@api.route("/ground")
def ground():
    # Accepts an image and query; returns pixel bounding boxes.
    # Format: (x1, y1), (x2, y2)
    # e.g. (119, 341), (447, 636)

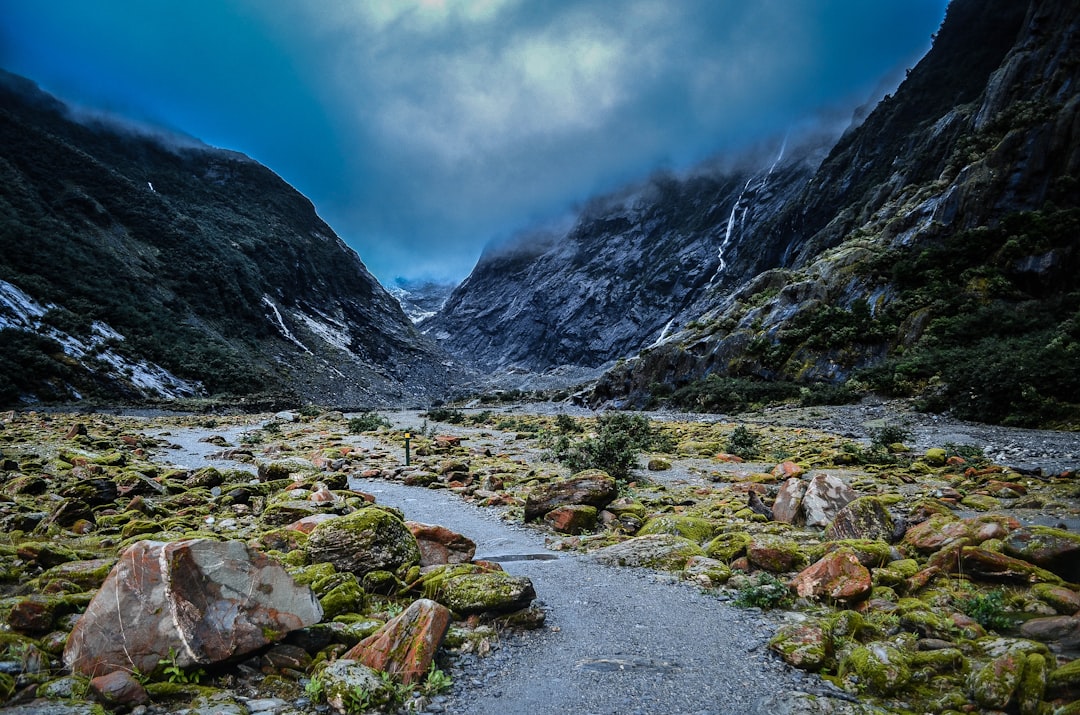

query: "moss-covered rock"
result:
(1017, 651), (1047, 715)
(961, 494), (1002, 511)
(421, 565), (535, 615)
(637, 515), (716, 544)
(704, 532), (751, 562)
(1047, 657), (1080, 700)
(823, 498), (896, 543)
(682, 556), (731, 587)
(319, 578), (366, 620)
(305, 506), (420, 576)
(769, 620), (832, 672)
(1002, 525), (1080, 582)
(838, 642), (912, 696)
(591, 534), (705, 571)
(747, 534), (806, 573)
(968, 650), (1026, 710)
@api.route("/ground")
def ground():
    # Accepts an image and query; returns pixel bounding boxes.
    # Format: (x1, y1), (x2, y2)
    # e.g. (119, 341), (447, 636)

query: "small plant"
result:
(725, 424), (760, 460)
(733, 573), (794, 610)
(868, 423), (912, 450)
(422, 663), (453, 695)
(959, 589), (1014, 631)
(341, 684), (373, 714)
(299, 405), (323, 418)
(262, 420), (282, 435)
(348, 412), (391, 433)
(304, 674), (325, 702)
(425, 407), (465, 424)
(159, 647), (206, 685)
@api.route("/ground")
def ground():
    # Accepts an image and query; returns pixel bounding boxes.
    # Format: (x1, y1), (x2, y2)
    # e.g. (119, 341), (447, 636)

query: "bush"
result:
(348, 412), (391, 433)
(547, 412), (670, 483)
(425, 407), (464, 424)
(725, 425), (760, 460)
(869, 423), (912, 449)
(733, 573), (793, 610)
(958, 589), (1013, 631)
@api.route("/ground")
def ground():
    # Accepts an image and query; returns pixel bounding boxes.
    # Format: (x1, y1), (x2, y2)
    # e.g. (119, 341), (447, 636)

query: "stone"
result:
(1019, 615), (1080, 648)
(286, 513), (339, 534)
(923, 448), (947, 466)
(769, 620), (831, 671)
(1017, 652), (1047, 715)
(968, 650), (1025, 710)
(747, 534), (806, 573)
(1031, 583), (1080, 615)
(959, 546), (1063, 584)
(683, 556), (731, 587)
(63, 539), (322, 677)
(801, 473), (856, 528)
(772, 478), (806, 524)
(789, 548), (872, 604)
(524, 469), (618, 521)
(637, 515), (716, 544)
(342, 598), (451, 684)
(319, 659), (396, 713)
(261, 643), (312, 673)
(1047, 657), (1080, 700)
(1001, 525), (1080, 582)
(7, 596), (62, 634)
(704, 532), (751, 562)
(406, 521), (476, 566)
(543, 505), (598, 535)
(838, 642), (911, 696)
(421, 565), (535, 614)
(646, 457), (672, 471)
(89, 670), (149, 708)
(591, 534), (705, 571)
(771, 461), (805, 479)
(902, 514), (1019, 555)
(823, 497), (896, 542)
(305, 506), (421, 576)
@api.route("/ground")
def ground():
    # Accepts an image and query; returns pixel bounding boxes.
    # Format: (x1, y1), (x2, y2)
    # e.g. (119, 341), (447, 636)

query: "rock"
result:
(968, 650), (1025, 710)
(959, 546), (1063, 584)
(406, 521), (476, 566)
(902, 514), (1019, 554)
(1001, 525), (1080, 582)
(1019, 615), (1080, 649)
(89, 670), (149, 708)
(523, 469), (617, 521)
(802, 473), (856, 528)
(319, 659), (397, 713)
(771, 461), (805, 479)
(772, 478), (806, 524)
(64, 539), (322, 677)
(261, 643), (312, 673)
(420, 565), (535, 614)
(789, 548), (872, 604)
(305, 506), (421, 576)
(923, 448), (947, 466)
(286, 513), (339, 535)
(1031, 583), (1080, 615)
(838, 642), (911, 696)
(755, 690), (891, 714)
(637, 515), (716, 544)
(769, 620), (832, 671)
(1017, 652), (1047, 715)
(1047, 657), (1080, 700)
(821, 539), (892, 568)
(683, 556), (731, 587)
(7, 595), (63, 634)
(591, 534), (705, 571)
(646, 457), (672, 471)
(747, 534), (806, 573)
(342, 598), (450, 684)
(543, 505), (598, 534)
(823, 497), (896, 542)
(961, 493), (1002, 511)
(704, 532), (751, 561)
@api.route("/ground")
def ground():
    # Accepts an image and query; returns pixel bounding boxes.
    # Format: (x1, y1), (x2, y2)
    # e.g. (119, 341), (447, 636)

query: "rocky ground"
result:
(0, 401), (1077, 714)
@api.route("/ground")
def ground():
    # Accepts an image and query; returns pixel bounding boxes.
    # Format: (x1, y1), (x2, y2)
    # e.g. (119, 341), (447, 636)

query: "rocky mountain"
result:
(422, 139), (829, 373)
(0, 70), (457, 408)
(424, 0), (1079, 427)
(388, 278), (456, 324)
(594, 0), (1080, 426)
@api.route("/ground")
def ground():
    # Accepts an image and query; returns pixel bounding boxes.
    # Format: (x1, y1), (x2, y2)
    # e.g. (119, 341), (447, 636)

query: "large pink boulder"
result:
(406, 522), (477, 566)
(801, 474), (856, 527)
(64, 539), (322, 677)
(343, 598), (451, 684)
(789, 548), (872, 603)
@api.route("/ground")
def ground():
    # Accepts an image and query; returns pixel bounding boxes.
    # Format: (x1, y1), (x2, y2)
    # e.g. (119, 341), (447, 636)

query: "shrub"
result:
(425, 407), (465, 424)
(733, 573), (793, 610)
(547, 412), (670, 483)
(958, 589), (1013, 631)
(348, 412), (391, 433)
(869, 423), (912, 449)
(725, 425), (760, 460)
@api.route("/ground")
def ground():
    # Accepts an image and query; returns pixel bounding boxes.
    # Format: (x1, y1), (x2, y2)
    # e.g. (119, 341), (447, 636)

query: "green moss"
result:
(838, 643), (912, 696)
(1016, 652), (1046, 715)
(319, 579), (366, 619)
(637, 515), (716, 544)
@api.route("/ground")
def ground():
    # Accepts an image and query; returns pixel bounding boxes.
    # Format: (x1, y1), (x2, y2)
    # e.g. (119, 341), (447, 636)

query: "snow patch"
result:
(262, 295), (311, 354)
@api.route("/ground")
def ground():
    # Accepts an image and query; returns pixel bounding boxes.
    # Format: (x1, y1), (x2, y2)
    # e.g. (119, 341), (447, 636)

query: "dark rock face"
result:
(0, 70), (457, 407)
(422, 152), (821, 372)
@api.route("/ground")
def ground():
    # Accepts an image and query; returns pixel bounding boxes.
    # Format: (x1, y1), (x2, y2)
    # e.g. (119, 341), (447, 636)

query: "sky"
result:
(1, 0), (950, 285)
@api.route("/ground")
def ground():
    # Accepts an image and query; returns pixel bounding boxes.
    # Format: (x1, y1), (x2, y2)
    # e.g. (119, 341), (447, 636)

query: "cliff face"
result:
(423, 141), (826, 373)
(593, 0), (1080, 425)
(0, 71), (456, 407)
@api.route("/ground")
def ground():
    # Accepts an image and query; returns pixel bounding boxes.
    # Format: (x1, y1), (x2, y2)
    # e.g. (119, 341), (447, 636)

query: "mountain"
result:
(593, 0), (1080, 426)
(388, 278), (456, 324)
(0, 70), (457, 408)
(422, 138), (830, 374)
(426, 0), (1079, 426)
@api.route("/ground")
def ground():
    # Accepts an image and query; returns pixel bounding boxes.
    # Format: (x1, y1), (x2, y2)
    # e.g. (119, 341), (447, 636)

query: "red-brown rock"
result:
(406, 522), (477, 566)
(1020, 615), (1080, 649)
(772, 478), (806, 525)
(789, 548), (872, 603)
(286, 513), (340, 534)
(90, 670), (149, 708)
(959, 546), (1063, 584)
(543, 505), (598, 534)
(524, 470), (618, 521)
(771, 461), (805, 479)
(343, 598), (451, 684)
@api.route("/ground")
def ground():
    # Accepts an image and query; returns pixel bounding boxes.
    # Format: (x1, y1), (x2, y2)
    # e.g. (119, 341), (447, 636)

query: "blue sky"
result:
(1, 0), (949, 284)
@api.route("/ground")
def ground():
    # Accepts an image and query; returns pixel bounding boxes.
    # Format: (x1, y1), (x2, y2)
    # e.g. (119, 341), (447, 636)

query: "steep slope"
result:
(0, 71), (456, 407)
(423, 140), (826, 373)
(594, 0), (1080, 426)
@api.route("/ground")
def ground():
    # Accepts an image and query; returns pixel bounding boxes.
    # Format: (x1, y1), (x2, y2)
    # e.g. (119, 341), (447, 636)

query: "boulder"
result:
(89, 670), (149, 708)
(769, 620), (832, 671)
(1001, 526), (1080, 582)
(1047, 657), (1080, 700)
(591, 534), (705, 571)
(959, 547), (1063, 584)
(543, 505), (598, 534)
(801, 474), (856, 528)
(823, 497), (896, 542)
(789, 548), (872, 604)
(683, 556), (731, 587)
(342, 599), (450, 684)
(420, 564), (535, 614)
(305, 506), (420, 576)
(968, 650), (1025, 710)
(902, 514), (1019, 555)
(838, 643), (911, 696)
(747, 535), (806, 573)
(524, 470), (617, 521)
(704, 532), (751, 562)
(319, 659), (398, 713)
(1017, 652), (1047, 715)
(1019, 615), (1080, 649)
(64, 539), (322, 677)
(406, 522), (476, 566)
(771, 461), (805, 479)
(1031, 583), (1080, 615)
(772, 478), (806, 525)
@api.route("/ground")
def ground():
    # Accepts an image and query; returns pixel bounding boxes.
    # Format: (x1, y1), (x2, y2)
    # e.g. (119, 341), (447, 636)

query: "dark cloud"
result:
(1, 0), (949, 284)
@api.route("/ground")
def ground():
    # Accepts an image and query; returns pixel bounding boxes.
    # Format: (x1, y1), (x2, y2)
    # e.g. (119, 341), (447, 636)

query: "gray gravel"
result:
(356, 478), (848, 715)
